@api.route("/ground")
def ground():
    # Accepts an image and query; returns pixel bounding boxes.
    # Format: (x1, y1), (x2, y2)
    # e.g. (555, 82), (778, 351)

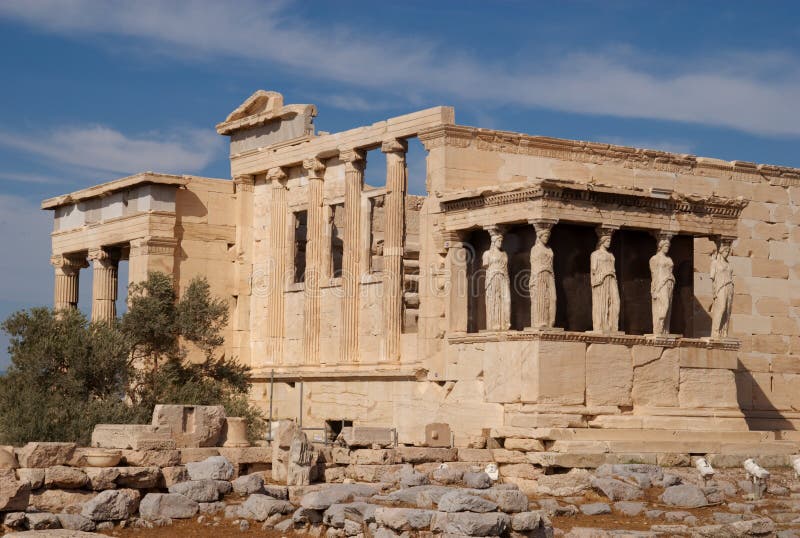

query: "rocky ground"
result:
(7, 454), (800, 537)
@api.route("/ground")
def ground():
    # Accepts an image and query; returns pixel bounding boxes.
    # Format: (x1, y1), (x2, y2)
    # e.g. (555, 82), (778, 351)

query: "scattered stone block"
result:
(44, 466), (89, 489)
(430, 511), (510, 536)
(300, 484), (379, 510)
(185, 456), (234, 481)
(0, 446), (18, 469)
(81, 489), (140, 521)
(139, 493), (199, 520)
(0, 469), (31, 512)
(115, 466), (161, 489)
(425, 423), (451, 447)
(591, 477), (644, 501)
(237, 494), (294, 521)
(16, 468), (44, 489)
(580, 502), (611, 515)
(232, 472), (265, 495)
(374, 507), (434, 531)
(168, 479), (220, 503)
(151, 404), (227, 448)
(438, 490), (498, 513)
(121, 449), (181, 468)
(396, 447), (458, 463)
(56, 514), (96, 532)
(660, 484), (708, 508)
(340, 426), (395, 448)
(25, 512), (60, 530)
(17, 442), (76, 468)
(463, 471), (491, 489)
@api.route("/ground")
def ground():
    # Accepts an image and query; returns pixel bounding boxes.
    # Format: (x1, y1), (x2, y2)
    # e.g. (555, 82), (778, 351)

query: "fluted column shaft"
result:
(51, 254), (87, 311)
(444, 234), (469, 333)
(89, 248), (119, 323)
(302, 158), (326, 365)
(266, 168), (288, 363)
(340, 148), (366, 363)
(381, 138), (408, 361)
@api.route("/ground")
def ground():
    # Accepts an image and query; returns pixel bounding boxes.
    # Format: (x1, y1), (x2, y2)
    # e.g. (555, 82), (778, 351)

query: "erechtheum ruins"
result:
(41, 90), (800, 454)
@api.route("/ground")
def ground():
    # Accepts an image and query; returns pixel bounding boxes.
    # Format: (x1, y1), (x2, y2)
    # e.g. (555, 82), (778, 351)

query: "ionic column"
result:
(443, 232), (469, 333)
(89, 248), (120, 323)
(381, 138), (408, 361)
(302, 157), (326, 365)
(266, 167), (288, 363)
(51, 254), (87, 311)
(340, 148), (366, 362)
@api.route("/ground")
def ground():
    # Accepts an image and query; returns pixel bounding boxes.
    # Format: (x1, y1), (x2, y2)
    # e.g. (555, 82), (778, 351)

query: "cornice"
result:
(418, 125), (800, 186)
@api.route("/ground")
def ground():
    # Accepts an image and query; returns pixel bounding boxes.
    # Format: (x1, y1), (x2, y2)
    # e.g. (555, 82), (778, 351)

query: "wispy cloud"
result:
(0, 171), (65, 185)
(0, 1), (799, 138)
(0, 125), (223, 176)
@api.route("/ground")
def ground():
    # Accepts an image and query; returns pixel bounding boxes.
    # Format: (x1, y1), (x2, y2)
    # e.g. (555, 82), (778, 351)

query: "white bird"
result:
(695, 457), (715, 480)
(484, 462), (499, 481)
(744, 458), (770, 480)
(792, 456), (800, 478)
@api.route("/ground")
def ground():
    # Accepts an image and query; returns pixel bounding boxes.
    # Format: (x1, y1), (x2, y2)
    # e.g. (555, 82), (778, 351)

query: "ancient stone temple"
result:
(42, 90), (800, 450)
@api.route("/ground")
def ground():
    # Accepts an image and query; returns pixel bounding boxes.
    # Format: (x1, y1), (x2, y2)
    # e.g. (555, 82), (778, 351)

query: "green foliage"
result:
(0, 308), (138, 445)
(0, 272), (265, 445)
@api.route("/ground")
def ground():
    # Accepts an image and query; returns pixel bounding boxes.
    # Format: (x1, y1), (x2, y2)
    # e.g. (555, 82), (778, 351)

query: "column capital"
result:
(596, 224), (620, 238)
(528, 218), (558, 233)
(484, 224), (506, 237)
(50, 253), (88, 272)
(266, 167), (288, 183)
(302, 157), (326, 179)
(339, 147), (366, 171)
(381, 138), (408, 155)
(233, 174), (255, 193)
(88, 247), (120, 264)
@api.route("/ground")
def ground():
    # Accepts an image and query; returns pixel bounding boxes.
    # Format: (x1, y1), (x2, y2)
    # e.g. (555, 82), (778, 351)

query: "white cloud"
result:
(0, 171), (65, 185)
(0, 1), (799, 137)
(0, 125), (223, 176)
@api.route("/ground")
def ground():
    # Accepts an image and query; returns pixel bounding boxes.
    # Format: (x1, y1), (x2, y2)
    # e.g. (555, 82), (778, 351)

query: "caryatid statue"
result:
(710, 238), (734, 339)
(590, 227), (620, 333)
(529, 220), (557, 329)
(649, 233), (676, 335)
(482, 226), (511, 331)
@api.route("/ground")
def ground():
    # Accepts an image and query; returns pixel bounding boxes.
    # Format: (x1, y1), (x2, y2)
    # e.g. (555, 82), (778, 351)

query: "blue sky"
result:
(1, 1), (799, 367)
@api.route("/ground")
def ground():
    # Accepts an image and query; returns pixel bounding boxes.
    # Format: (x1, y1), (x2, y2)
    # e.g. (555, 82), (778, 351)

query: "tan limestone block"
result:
(741, 202), (771, 221)
(730, 314), (771, 335)
(484, 340), (529, 403)
(732, 238), (769, 259)
(751, 258), (789, 279)
(521, 340), (586, 405)
(751, 334), (789, 354)
(772, 356), (800, 374)
(771, 373), (800, 411)
(734, 371), (754, 409)
(679, 347), (738, 370)
(753, 183), (789, 204)
(771, 316), (799, 335)
(751, 372), (775, 410)
(457, 448), (494, 462)
(632, 347), (678, 408)
(678, 368), (738, 409)
(503, 439), (545, 452)
(732, 294), (753, 314)
(585, 344), (632, 407)
(752, 222), (788, 241)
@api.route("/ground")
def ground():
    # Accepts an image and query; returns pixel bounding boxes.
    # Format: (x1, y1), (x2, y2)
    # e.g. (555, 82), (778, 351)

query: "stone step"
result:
(524, 427), (776, 443)
(547, 439), (798, 455)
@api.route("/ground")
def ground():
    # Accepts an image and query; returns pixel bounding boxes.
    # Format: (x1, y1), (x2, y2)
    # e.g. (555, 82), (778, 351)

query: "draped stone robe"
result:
(483, 245), (511, 331)
(590, 247), (620, 332)
(650, 251), (675, 335)
(710, 255), (734, 338)
(530, 241), (556, 328)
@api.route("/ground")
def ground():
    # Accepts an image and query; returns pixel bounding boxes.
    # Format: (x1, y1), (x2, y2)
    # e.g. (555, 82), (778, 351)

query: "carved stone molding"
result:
(129, 237), (178, 257)
(446, 330), (740, 350)
(302, 157), (326, 179)
(418, 124), (800, 184)
(381, 138), (408, 155)
(338, 148), (366, 171)
(233, 174), (255, 193)
(266, 167), (288, 183)
(50, 254), (88, 273)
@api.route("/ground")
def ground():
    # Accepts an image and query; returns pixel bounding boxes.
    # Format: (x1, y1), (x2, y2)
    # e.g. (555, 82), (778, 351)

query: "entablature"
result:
(438, 178), (748, 238)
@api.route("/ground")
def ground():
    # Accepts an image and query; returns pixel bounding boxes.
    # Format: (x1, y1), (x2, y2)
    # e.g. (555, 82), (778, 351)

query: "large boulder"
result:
(81, 489), (141, 521)
(168, 480), (220, 503)
(25, 512), (60, 530)
(530, 468), (592, 497)
(322, 502), (376, 528)
(477, 488), (528, 513)
(0, 446), (18, 469)
(374, 507), (434, 531)
(231, 473), (264, 495)
(45, 466), (89, 489)
(139, 493), (198, 520)
(660, 484), (708, 508)
(430, 512), (510, 536)
(185, 456), (234, 481)
(56, 514), (96, 532)
(16, 443), (76, 468)
(591, 477), (644, 501)
(0, 469), (31, 511)
(237, 494), (294, 521)
(300, 484), (379, 510)
(16, 468), (45, 489)
(438, 491), (498, 513)
(115, 466), (161, 489)
(29, 490), (95, 513)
